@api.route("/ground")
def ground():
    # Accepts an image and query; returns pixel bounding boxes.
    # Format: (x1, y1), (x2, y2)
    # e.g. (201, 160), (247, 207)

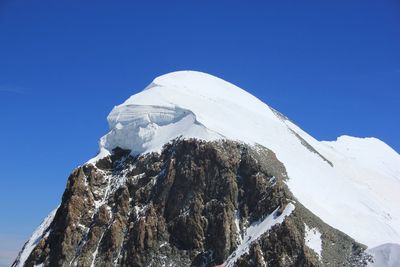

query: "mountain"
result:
(13, 71), (400, 267)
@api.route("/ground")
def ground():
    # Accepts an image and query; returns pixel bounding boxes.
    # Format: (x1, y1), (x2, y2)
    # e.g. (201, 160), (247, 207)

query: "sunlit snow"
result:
(224, 203), (295, 266)
(304, 224), (322, 261)
(87, 70), (400, 250)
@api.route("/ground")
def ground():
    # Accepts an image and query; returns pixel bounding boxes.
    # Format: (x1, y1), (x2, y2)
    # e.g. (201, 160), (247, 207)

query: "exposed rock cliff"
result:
(14, 139), (370, 267)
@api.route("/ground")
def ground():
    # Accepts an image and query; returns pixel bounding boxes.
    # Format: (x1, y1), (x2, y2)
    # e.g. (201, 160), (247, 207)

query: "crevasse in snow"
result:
(89, 70), (400, 250)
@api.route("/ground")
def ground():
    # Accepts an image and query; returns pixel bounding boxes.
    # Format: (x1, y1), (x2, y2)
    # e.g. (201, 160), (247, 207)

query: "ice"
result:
(102, 105), (222, 155)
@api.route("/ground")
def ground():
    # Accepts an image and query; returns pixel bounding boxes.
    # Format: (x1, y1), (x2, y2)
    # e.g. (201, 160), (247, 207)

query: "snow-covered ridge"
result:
(91, 70), (400, 250)
(97, 70), (281, 156)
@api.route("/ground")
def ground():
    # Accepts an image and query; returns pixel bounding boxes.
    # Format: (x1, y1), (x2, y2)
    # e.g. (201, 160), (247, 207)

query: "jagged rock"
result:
(15, 139), (370, 267)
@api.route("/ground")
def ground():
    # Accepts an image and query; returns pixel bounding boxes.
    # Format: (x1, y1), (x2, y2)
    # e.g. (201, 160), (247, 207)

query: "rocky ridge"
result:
(14, 139), (371, 267)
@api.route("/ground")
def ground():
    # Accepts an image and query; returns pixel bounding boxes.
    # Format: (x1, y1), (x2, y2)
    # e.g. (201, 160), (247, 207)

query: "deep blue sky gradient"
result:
(0, 1), (399, 265)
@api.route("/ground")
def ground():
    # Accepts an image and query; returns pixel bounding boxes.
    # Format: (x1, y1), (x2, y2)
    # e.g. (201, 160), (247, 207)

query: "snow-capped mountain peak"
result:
(97, 70), (281, 157)
(92, 70), (400, 249)
(15, 71), (400, 267)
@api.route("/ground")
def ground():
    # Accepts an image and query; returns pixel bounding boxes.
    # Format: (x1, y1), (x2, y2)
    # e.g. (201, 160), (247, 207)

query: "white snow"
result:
(100, 104), (222, 156)
(304, 224), (322, 260)
(367, 243), (400, 267)
(90, 230), (106, 267)
(286, 119), (400, 247)
(224, 203), (295, 266)
(88, 70), (400, 249)
(234, 209), (243, 244)
(13, 207), (58, 267)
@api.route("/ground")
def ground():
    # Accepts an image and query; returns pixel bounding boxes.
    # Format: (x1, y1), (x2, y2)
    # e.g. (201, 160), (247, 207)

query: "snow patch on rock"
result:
(304, 224), (322, 261)
(224, 203), (295, 266)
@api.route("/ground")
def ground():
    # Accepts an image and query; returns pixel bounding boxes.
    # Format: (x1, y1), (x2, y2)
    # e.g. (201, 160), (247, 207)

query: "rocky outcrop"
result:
(16, 139), (370, 267)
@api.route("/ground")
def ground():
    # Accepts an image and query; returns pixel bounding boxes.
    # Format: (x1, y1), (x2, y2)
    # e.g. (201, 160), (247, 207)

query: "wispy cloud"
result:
(0, 247), (19, 267)
(0, 249), (18, 267)
(0, 236), (24, 267)
(0, 85), (27, 94)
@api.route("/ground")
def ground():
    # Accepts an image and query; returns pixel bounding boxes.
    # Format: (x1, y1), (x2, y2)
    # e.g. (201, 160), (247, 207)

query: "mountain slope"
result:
(13, 71), (400, 266)
(99, 70), (400, 248)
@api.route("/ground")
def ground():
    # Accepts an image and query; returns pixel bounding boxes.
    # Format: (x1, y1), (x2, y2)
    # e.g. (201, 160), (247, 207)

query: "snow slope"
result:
(367, 243), (400, 267)
(91, 70), (400, 250)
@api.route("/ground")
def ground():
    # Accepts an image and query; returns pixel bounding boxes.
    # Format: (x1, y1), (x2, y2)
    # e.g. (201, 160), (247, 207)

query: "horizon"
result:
(1, 1), (399, 266)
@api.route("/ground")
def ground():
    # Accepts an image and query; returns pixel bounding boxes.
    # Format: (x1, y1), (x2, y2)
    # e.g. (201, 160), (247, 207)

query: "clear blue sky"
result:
(0, 1), (399, 265)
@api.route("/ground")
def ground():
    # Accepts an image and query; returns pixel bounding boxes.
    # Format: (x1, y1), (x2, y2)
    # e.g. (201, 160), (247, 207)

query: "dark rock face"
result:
(16, 139), (370, 267)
